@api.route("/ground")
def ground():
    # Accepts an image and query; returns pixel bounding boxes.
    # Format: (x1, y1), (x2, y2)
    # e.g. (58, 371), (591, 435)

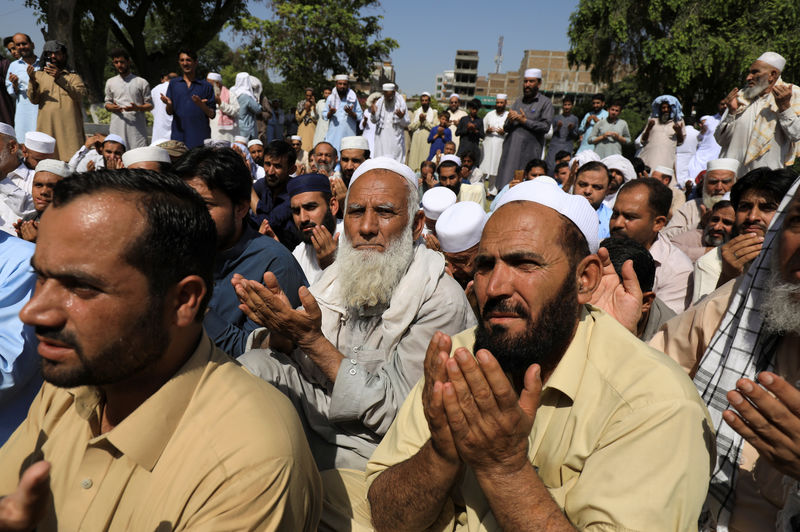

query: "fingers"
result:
(758, 372), (800, 417)
(518, 364), (542, 419)
(262, 271), (281, 294)
(424, 331), (451, 387)
(298, 285), (321, 320)
(620, 259), (643, 299)
(595, 246), (611, 268)
(452, 349), (500, 416)
(475, 349), (518, 411)
(732, 376), (800, 442)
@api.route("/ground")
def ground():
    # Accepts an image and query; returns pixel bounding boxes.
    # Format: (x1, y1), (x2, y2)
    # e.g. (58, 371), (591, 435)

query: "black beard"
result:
(474, 273), (580, 378)
(298, 208), (336, 244)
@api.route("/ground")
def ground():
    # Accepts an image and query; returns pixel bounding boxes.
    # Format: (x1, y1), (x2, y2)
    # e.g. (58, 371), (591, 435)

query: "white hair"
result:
(762, 252), (800, 335)
(742, 75), (771, 100)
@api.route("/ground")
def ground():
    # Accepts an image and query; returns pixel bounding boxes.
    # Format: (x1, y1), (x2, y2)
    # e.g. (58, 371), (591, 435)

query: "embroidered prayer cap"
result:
(24, 132), (55, 154)
(496, 93), (508, 100)
(103, 134), (127, 149)
(157, 140), (188, 158)
(439, 154), (461, 167)
(341, 136), (369, 151)
(334, 74), (349, 81)
(206, 72), (222, 82)
(247, 139), (263, 148)
(493, 179), (600, 253)
(524, 68), (542, 79)
(421, 186), (457, 220)
(756, 52), (786, 72)
(349, 156), (417, 190)
(122, 147), (171, 167)
(436, 201), (487, 253)
(707, 158), (740, 174)
(653, 165), (674, 177)
(287, 173), (333, 198)
(234, 135), (248, 145)
(382, 83), (395, 91)
(34, 159), (70, 178)
(0, 122), (15, 138)
(601, 155), (636, 182)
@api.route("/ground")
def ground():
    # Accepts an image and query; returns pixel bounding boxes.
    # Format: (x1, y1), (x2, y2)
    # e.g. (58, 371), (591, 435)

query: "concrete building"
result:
(434, 70), (454, 101)
(350, 60), (397, 95)
(453, 50), (479, 98)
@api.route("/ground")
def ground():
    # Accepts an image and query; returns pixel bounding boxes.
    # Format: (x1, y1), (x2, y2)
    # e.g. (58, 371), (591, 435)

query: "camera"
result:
(39, 51), (55, 70)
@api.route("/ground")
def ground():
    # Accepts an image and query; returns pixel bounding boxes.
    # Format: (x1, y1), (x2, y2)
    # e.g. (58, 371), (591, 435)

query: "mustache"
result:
(35, 325), (80, 350)
(480, 297), (530, 321)
(299, 220), (317, 231)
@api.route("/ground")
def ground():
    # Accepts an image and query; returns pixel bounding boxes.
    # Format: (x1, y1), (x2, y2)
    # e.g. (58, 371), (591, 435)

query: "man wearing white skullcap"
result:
(237, 155), (475, 478)
(10, 131), (56, 196)
(716, 51), (800, 174)
(324, 74), (362, 153)
(408, 92), (437, 172)
(649, 163), (686, 215)
(479, 93), (510, 196)
(495, 65), (554, 192)
(13, 158), (70, 242)
(663, 157), (740, 242)
(67, 133), (126, 173)
(437, 154), (485, 208)
(121, 146), (171, 171)
(370, 82), (409, 163)
(0, 122), (36, 235)
(446, 93), (467, 151)
(367, 176), (711, 532)
(339, 135), (369, 185)
(105, 48), (153, 149)
(601, 154), (636, 209)
(421, 186), (457, 236)
(435, 200), (486, 289)
(205, 72), (237, 143)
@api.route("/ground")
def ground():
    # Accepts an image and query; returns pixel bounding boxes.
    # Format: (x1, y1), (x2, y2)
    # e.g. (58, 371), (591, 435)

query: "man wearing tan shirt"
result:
(364, 180), (713, 531)
(0, 169), (321, 531)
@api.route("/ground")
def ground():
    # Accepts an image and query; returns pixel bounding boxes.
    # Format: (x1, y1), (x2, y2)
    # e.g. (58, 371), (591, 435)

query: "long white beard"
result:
(742, 77), (770, 100)
(702, 189), (724, 211)
(335, 223), (415, 312)
(762, 254), (800, 335)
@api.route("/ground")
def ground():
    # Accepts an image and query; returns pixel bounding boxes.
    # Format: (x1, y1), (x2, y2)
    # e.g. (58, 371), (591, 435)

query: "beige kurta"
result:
(407, 106), (437, 172)
(663, 197), (702, 239)
(295, 101), (317, 152)
(448, 108), (468, 150)
(27, 70), (86, 162)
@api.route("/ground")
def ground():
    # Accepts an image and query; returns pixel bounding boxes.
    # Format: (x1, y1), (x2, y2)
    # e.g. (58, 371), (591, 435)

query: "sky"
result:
(1, 0), (579, 95)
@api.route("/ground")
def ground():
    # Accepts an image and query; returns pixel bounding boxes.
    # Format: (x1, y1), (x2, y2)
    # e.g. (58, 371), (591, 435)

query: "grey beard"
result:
(742, 78), (770, 100)
(762, 255), (800, 335)
(317, 162), (333, 176)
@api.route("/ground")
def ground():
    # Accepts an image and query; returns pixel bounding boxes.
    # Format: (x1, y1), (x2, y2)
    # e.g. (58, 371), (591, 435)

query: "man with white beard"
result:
(648, 175), (800, 531)
(234, 156), (476, 473)
(715, 51), (800, 175)
(370, 83), (409, 163)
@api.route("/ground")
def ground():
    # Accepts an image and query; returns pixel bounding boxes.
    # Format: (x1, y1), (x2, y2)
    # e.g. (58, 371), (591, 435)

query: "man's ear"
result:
(170, 275), (207, 327)
(329, 195), (339, 217)
(412, 209), (425, 241)
(652, 215), (667, 233)
(234, 199), (250, 221)
(641, 291), (656, 314)
(576, 254), (602, 305)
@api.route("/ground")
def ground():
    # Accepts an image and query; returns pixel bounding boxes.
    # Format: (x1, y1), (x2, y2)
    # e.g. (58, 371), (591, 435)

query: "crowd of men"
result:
(0, 32), (800, 531)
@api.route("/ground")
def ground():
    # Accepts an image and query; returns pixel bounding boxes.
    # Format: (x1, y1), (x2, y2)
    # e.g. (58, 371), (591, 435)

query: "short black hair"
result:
(730, 167), (797, 210)
(600, 236), (656, 292)
(576, 161), (610, 184)
(621, 179), (672, 218)
(608, 100), (624, 109)
(524, 158), (547, 174)
(711, 199), (733, 213)
(178, 47), (197, 61)
(12, 33), (32, 44)
(461, 149), (478, 163)
(3, 36), (13, 48)
(51, 169), (216, 317)
(554, 161), (570, 173)
(438, 110), (450, 119)
(555, 150), (571, 161)
(420, 160), (436, 171)
(438, 160), (460, 172)
(109, 48), (129, 61)
(562, 95), (574, 104)
(592, 93), (605, 101)
(265, 139), (297, 169)
(561, 214), (590, 272)
(172, 147), (252, 205)
(632, 157), (649, 176)
(467, 98), (481, 110)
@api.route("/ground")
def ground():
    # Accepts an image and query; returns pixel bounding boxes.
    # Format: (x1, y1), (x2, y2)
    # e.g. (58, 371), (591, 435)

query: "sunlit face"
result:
(735, 189), (780, 238)
(31, 171), (61, 212)
(314, 143), (337, 167)
(102, 141), (125, 166)
(443, 143), (456, 155)
(420, 95), (430, 107)
(112, 56), (130, 76)
(438, 165), (460, 194)
(573, 168), (610, 210)
(449, 97), (460, 111)
(22, 146), (54, 169)
(746, 60), (778, 89)
(344, 171), (410, 252)
(6, 40), (18, 59)
(523, 77), (540, 96)
(264, 154), (291, 189)
(340, 148), (366, 181)
(591, 98), (603, 112)
(610, 185), (663, 248)
(12, 34), (32, 59)
(607, 105), (621, 120)
(703, 169), (735, 197)
(291, 190), (337, 243)
(178, 53), (196, 75)
(703, 205), (735, 246)
(525, 166), (546, 180)
(562, 100), (573, 114)
(336, 79), (349, 93)
(248, 144), (264, 165)
(777, 193), (800, 285)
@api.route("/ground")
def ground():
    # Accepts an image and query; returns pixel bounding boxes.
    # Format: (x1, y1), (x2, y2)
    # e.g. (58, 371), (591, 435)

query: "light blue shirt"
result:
(323, 89), (363, 153)
(5, 57), (40, 143)
(576, 108), (608, 154)
(597, 202), (612, 241)
(0, 232), (39, 444)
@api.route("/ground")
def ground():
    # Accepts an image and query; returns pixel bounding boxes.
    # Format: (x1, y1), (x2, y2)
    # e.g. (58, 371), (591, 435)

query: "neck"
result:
(523, 91), (537, 102)
(644, 233), (658, 250)
(99, 326), (201, 433)
(23, 54), (35, 65)
(183, 71), (196, 83)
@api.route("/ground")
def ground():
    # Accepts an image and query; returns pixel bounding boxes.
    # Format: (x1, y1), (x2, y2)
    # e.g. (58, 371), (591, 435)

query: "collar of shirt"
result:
(648, 232), (671, 267)
(69, 332), (212, 471)
(216, 223), (262, 273)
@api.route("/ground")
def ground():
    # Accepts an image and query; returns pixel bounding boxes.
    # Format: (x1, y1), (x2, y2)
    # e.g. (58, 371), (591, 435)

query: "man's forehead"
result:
(291, 190), (325, 207)
(706, 170), (735, 180)
(350, 170), (407, 196)
(483, 202), (564, 246)
(340, 148), (364, 159)
(40, 193), (144, 245)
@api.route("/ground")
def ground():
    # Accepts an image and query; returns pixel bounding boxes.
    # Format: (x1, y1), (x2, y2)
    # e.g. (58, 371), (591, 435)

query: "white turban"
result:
(35, 159), (70, 178)
(334, 74), (349, 81)
(0, 122), (15, 138)
(24, 132), (55, 154)
(601, 155), (636, 182)
(439, 154), (461, 167)
(653, 165), (674, 177)
(707, 158), (740, 174)
(421, 91), (431, 97)
(524, 68), (542, 79)
(206, 72), (222, 82)
(572, 150), (601, 171)
(122, 146), (171, 167)
(496, 93), (508, 100)
(436, 201), (487, 253)
(382, 83), (395, 91)
(421, 187), (457, 220)
(757, 52), (786, 72)
(349, 156), (417, 190)
(341, 136), (369, 151)
(247, 139), (263, 148)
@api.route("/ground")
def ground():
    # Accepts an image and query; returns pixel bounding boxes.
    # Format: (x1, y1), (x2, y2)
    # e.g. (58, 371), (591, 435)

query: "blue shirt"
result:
(165, 76), (216, 148)
(5, 57), (40, 143)
(251, 179), (301, 250)
(597, 202), (612, 240)
(427, 126), (452, 161)
(576, 109), (608, 154)
(204, 224), (308, 357)
(0, 232), (39, 444)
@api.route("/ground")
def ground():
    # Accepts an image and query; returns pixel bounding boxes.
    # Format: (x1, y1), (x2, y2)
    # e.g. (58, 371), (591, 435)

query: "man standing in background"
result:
(104, 48), (152, 149)
(545, 94), (579, 172)
(480, 93), (508, 197)
(5, 33), (38, 142)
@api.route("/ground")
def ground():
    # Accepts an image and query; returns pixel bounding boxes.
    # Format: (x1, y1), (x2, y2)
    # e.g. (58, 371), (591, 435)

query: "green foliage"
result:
(233, 0), (398, 96)
(567, 0), (800, 113)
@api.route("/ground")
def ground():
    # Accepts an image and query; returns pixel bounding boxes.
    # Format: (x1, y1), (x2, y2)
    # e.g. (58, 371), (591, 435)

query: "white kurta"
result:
(312, 99), (329, 148)
(150, 81), (172, 142)
(104, 73), (152, 149)
(674, 125), (699, 187)
(407, 107), (437, 172)
(479, 110), (508, 177)
(371, 95), (410, 162)
(447, 109), (467, 151)
(0, 176), (34, 235)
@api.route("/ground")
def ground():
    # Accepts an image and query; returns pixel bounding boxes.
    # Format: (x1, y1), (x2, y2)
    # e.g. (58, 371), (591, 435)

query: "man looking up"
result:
(0, 169), (321, 530)
(5, 33), (38, 142)
(104, 48), (152, 149)
(370, 83), (409, 163)
(590, 100), (631, 158)
(324, 75), (362, 153)
(174, 147), (307, 357)
(161, 48), (216, 148)
(366, 179), (712, 532)
(716, 51), (800, 174)
(495, 68), (554, 192)
(576, 92), (606, 153)
(252, 139), (300, 249)
(573, 160), (612, 240)
(610, 179), (693, 313)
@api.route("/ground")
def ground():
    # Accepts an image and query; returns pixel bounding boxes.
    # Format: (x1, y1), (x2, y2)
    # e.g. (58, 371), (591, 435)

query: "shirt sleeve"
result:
(620, 120), (631, 143)
(104, 78), (114, 105)
(520, 98), (553, 133)
(778, 104), (800, 143)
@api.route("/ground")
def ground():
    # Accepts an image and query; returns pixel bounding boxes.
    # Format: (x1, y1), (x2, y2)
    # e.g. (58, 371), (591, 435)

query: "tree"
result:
(567, 0), (800, 114)
(25, 0), (248, 101)
(233, 0), (398, 96)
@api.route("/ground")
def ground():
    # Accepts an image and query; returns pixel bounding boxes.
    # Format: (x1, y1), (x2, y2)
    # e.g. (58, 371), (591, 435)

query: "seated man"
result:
(67, 133), (126, 172)
(0, 124), (35, 236)
(488, 158), (547, 212)
(366, 179), (713, 531)
(650, 164), (685, 215)
(610, 178), (693, 313)
(650, 175), (800, 530)
(251, 139), (300, 249)
(332, 136), (370, 212)
(420, 186), (457, 251)
(235, 157), (476, 471)
(12, 132), (56, 195)
(288, 173), (342, 285)
(13, 159), (70, 242)
(437, 155), (485, 208)
(173, 147), (307, 357)
(572, 160), (612, 239)
(0, 169), (320, 530)
(435, 200), (486, 291)
(121, 145), (172, 171)
(672, 199), (735, 262)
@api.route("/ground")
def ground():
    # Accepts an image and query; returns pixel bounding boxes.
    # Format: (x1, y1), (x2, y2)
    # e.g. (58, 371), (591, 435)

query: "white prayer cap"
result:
(494, 179), (600, 253)
(437, 201), (487, 253)
(382, 83), (395, 91)
(421, 187), (457, 220)
(0, 122), (15, 138)
(122, 146), (171, 167)
(334, 74), (349, 81)
(601, 155), (636, 182)
(524, 68), (542, 79)
(341, 136), (369, 151)
(496, 93), (508, 100)
(707, 158), (740, 174)
(151, 138), (170, 147)
(247, 139), (263, 148)
(288, 135), (300, 142)
(572, 149), (600, 170)
(206, 72), (222, 82)
(349, 156), (417, 190)
(103, 133), (127, 149)
(439, 154), (461, 167)
(532, 175), (559, 187)
(24, 132), (55, 154)
(34, 159), (70, 178)
(756, 52), (786, 72)
(234, 135), (248, 145)
(421, 91), (431, 97)
(653, 165), (674, 177)
(449, 93), (460, 101)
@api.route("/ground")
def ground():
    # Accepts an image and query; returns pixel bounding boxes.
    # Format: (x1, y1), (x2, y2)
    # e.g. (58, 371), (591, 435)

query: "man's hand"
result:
(567, 122), (575, 130)
(15, 220), (38, 242)
(190, 94), (208, 107)
(424, 233), (441, 252)
(720, 233), (764, 281)
(672, 122), (682, 133)
(773, 83), (793, 112)
(423, 173), (437, 189)
(330, 176), (347, 206)
(724, 87), (740, 113)
(105, 156), (123, 170)
(724, 372), (800, 480)
(232, 272), (323, 348)
(646, 118), (656, 129)
(106, 102), (123, 113)
(395, 107), (405, 118)
(84, 133), (105, 150)
(42, 62), (61, 78)
(25, 64), (35, 84)
(345, 105), (357, 119)
(122, 103), (139, 112)
(555, 120), (562, 130)
(258, 219), (279, 242)
(327, 106), (337, 119)
(8, 73), (18, 90)
(441, 348), (541, 476)
(311, 226), (338, 269)
(422, 332), (461, 466)
(589, 247), (643, 334)
(159, 93), (171, 106)
(86, 159), (96, 172)
(0, 461), (51, 531)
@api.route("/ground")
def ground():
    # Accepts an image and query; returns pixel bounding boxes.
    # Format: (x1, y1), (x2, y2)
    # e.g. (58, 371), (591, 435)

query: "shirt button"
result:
(349, 368), (357, 375)
(350, 359), (357, 365)
(353, 346), (361, 352)
(80, 478), (93, 489)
